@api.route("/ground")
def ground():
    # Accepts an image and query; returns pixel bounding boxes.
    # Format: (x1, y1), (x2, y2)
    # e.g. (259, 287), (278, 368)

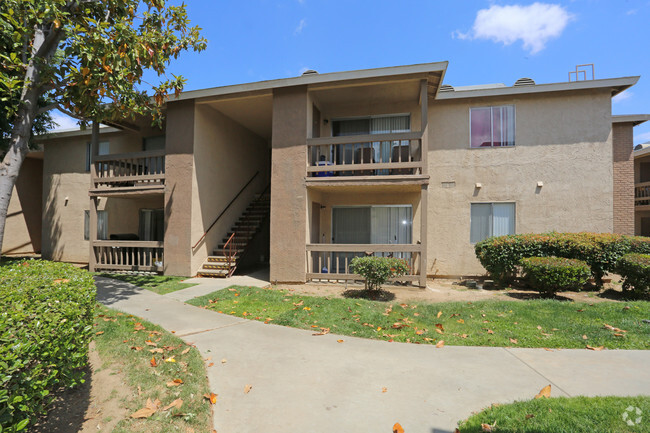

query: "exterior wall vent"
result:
(514, 77), (535, 87)
(439, 84), (455, 92)
(301, 69), (318, 76)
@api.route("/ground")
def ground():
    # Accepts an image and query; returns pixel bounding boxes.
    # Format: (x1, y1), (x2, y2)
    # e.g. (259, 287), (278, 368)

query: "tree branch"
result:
(53, 104), (87, 121)
(37, 103), (59, 115)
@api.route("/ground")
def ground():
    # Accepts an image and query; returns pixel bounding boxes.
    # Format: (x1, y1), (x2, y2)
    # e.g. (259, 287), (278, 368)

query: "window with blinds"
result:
(470, 203), (515, 243)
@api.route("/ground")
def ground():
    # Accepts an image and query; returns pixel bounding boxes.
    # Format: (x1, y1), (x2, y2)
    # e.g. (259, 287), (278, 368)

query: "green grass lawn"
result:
(458, 396), (650, 433)
(93, 304), (212, 432)
(96, 273), (196, 295)
(187, 286), (650, 349)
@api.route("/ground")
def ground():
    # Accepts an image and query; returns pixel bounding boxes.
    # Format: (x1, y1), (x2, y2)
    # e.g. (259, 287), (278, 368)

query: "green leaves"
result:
(0, 260), (96, 432)
(521, 256), (591, 296)
(350, 256), (410, 291)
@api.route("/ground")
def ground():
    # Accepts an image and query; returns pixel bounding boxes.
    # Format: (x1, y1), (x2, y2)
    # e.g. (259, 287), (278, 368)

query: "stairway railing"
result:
(192, 171), (260, 250)
(223, 232), (237, 277)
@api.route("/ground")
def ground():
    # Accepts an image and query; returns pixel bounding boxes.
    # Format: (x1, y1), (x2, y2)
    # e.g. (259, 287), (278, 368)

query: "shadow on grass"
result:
(600, 288), (650, 301)
(505, 291), (575, 302)
(342, 288), (396, 302)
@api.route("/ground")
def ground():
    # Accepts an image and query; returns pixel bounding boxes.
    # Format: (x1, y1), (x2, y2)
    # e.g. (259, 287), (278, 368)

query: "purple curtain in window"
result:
(470, 107), (491, 148)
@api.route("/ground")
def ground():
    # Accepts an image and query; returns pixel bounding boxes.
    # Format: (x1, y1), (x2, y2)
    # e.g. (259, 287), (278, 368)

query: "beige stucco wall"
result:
(190, 104), (270, 274)
(428, 89), (614, 276)
(3, 157), (43, 255)
(41, 130), (155, 262)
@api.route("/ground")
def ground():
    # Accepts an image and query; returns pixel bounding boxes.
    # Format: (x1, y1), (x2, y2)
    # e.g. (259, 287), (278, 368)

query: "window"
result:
(470, 105), (515, 148)
(85, 141), (110, 171)
(470, 203), (515, 243)
(84, 210), (108, 240)
(139, 209), (164, 241)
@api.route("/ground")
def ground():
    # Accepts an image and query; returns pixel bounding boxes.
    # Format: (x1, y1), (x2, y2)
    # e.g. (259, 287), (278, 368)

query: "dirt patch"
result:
(32, 341), (131, 433)
(277, 277), (628, 304)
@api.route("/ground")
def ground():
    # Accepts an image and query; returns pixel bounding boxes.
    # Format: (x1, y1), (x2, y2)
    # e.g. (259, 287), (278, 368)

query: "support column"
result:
(419, 79), (429, 287)
(612, 123), (634, 235)
(88, 121), (99, 272)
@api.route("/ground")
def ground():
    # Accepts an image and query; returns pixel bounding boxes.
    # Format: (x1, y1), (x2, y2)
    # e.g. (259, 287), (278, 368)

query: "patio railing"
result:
(306, 243), (422, 282)
(92, 150), (165, 190)
(92, 241), (164, 272)
(635, 181), (650, 206)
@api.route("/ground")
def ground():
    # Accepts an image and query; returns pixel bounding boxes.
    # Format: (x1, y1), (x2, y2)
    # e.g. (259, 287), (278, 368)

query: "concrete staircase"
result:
(198, 192), (270, 278)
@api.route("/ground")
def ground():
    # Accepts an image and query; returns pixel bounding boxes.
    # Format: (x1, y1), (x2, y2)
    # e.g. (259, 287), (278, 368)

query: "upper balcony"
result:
(635, 181), (650, 209)
(90, 150), (165, 196)
(305, 131), (428, 186)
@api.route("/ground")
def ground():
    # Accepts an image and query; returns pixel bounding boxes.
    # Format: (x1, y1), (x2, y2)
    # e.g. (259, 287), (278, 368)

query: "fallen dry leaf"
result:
(582, 334), (588, 340)
(95, 331), (104, 336)
(203, 393), (217, 404)
(487, 329), (494, 334)
(162, 398), (183, 411)
(457, 319), (465, 324)
(586, 345), (604, 351)
(460, 334), (468, 339)
(535, 384), (551, 399)
(509, 338), (518, 344)
(525, 414), (535, 420)
(130, 407), (156, 419)
(150, 357), (157, 367)
(181, 347), (191, 355)
(481, 422), (496, 432)
(208, 362), (214, 367)
(435, 323), (445, 331)
(166, 379), (184, 387)
(393, 422), (405, 433)
(131, 346), (143, 351)
(337, 339), (344, 343)
(53, 278), (70, 284)
(145, 340), (157, 347)
(221, 358), (227, 364)
(165, 357), (176, 363)
(149, 348), (164, 354)
(244, 384), (252, 394)
(312, 327), (330, 336)
(437, 311), (443, 318)
(436, 340), (445, 348)
(382, 387), (388, 393)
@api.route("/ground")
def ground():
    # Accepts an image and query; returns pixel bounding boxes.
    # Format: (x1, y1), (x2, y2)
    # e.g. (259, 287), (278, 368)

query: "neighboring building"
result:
(4, 62), (647, 285)
(633, 133), (650, 236)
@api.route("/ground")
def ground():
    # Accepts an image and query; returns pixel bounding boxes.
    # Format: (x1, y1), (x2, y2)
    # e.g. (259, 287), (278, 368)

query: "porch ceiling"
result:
(203, 93), (273, 140)
(310, 71), (443, 112)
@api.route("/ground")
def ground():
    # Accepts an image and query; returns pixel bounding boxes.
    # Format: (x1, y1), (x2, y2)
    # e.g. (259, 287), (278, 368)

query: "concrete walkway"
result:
(95, 277), (650, 433)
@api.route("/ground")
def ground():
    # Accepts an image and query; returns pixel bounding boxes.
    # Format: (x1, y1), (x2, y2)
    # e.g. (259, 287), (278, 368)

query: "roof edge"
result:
(612, 114), (650, 127)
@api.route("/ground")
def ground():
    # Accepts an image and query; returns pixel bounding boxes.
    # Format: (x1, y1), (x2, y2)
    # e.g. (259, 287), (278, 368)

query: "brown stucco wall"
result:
(428, 89), (614, 276)
(269, 86), (309, 283)
(41, 130), (151, 262)
(3, 157), (43, 254)
(164, 99), (195, 276)
(612, 123), (635, 235)
(190, 105), (270, 274)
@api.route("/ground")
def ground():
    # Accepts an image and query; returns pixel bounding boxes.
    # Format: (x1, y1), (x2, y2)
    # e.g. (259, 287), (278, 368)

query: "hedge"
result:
(0, 261), (96, 432)
(474, 232), (650, 283)
(617, 253), (650, 295)
(521, 256), (591, 296)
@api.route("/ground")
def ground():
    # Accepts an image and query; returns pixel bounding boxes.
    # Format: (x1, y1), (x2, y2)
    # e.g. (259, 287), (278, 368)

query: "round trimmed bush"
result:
(349, 256), (409, 291)
(616, 253), (650, 295)
(521, 256), (591, 296)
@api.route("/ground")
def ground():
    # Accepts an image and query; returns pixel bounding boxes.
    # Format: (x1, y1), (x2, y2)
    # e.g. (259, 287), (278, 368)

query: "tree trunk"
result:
(0, 28), (49, 257)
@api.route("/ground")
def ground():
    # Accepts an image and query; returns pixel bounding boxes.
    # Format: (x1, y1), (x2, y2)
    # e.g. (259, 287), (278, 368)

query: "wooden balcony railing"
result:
(92, 150), (165, 191)
(635, 181), (650, 206)
(306, 243), (422, 282)
(92, 241), (164, 272)
(306, 131), (424, 178)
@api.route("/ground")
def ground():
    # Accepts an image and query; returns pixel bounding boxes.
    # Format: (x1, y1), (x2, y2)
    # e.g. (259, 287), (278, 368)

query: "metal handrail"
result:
(223, 232), (236, 277)
(192, 171), (260, 250)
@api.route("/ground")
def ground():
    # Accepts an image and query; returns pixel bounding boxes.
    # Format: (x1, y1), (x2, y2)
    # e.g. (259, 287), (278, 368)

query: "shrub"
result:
(0, 260), (96, 432)
(521, 256), (591, 296)
(474, 232), (650, 284)
(349, 256), (410, 291)
(617, 253), (650, 295)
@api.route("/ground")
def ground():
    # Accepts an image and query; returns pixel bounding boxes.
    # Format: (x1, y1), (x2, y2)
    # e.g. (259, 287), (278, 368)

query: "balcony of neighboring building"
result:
(634, 149), (650, 212)
(90, 149), (165, 196)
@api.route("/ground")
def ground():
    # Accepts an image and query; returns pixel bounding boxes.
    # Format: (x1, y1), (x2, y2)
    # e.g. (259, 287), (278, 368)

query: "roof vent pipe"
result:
(514, 77), (535, 86)
(301, 69), (318, 76)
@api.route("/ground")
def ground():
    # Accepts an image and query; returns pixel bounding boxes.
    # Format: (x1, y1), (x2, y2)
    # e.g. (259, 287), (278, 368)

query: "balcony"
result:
(306, 243), (423, 283)
(92, 241), (164, 272)
(306, 131), (427, 185)
(635, 182), (650, 208)
(90, 150), (165, 195)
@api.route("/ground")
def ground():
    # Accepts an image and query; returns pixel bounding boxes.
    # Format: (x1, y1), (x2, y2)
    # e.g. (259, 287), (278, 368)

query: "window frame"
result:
(84, 210), (108, 241)
(469, 202), (516, 244)
(469, 105), (516, 148)
(85, 141), (110, 172)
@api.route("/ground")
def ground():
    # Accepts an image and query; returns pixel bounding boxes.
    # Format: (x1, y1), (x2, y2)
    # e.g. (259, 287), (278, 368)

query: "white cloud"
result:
(626, 9), (638, 15)
(294, 19), (306, 35)
(457, 3), (574, 54)
(613, 90), (633, 104)
(50, 111), (79, 130)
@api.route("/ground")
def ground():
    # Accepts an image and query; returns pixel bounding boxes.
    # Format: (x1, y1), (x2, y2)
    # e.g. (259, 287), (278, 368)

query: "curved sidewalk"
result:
(95, 277), (650, 433)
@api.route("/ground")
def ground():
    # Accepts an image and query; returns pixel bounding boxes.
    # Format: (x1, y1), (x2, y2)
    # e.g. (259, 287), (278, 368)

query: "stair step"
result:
(202, 263), (235, 270)
(198, 268), (232, 278)
(207, 255), (238, 263)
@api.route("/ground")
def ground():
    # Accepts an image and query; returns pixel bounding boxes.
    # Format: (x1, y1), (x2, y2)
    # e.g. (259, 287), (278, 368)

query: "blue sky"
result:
(52, 0), (650, 144)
